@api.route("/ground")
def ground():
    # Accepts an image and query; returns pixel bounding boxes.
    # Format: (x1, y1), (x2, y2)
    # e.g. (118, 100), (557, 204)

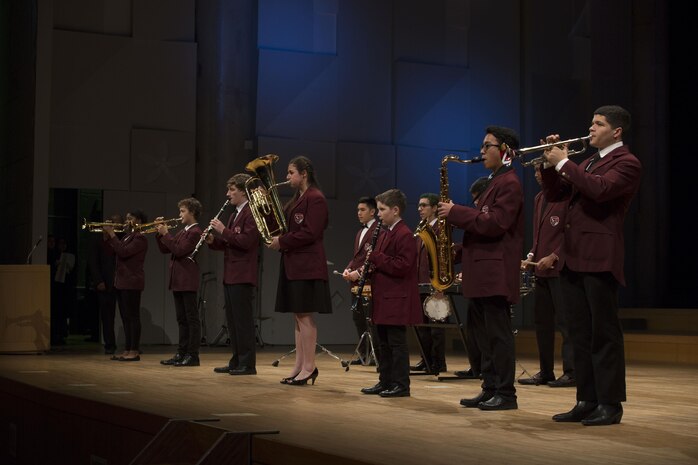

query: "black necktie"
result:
(585, 152), (601, 172)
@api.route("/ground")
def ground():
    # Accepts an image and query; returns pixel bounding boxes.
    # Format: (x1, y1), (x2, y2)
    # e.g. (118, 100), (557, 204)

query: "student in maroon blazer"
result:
(518, 165), (575, 387)
(104, 210), (148, 362)
(207, 173), (261, 375)
(410, 192), (448, 375)
(542, 105), (641, 426)
(438, 126), (524, 411)
(342, 196), (380, 365)
(360, 189), (422, 398)
(155, 198), (203, 367)
(267, 156), (331, 386)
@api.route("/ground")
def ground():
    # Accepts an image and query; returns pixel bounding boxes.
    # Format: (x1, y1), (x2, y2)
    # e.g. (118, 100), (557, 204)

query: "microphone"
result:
(26, 235), (43, 264)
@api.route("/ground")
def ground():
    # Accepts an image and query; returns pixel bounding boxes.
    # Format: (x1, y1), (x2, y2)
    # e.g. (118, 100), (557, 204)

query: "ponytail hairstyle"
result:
(285, 156), (322, 211)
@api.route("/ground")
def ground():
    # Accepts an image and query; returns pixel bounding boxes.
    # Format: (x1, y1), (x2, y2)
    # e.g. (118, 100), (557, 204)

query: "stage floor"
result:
(1, 346), (698, 465)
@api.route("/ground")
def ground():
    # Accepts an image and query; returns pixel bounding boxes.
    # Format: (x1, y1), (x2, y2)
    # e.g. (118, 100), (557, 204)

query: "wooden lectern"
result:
(0, 265), (50, 353)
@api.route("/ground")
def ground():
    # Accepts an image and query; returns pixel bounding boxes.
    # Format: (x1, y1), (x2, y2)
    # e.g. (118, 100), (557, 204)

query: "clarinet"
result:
(188, 199), (230, 261)
(350, 219), (383, 313)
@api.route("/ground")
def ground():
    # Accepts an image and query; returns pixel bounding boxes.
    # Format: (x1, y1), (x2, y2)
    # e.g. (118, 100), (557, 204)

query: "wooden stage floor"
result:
(1, 346), (698, 465)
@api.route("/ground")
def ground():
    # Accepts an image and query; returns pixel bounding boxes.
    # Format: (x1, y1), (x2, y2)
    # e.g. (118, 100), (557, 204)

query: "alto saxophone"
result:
(414, 154), (478, 292)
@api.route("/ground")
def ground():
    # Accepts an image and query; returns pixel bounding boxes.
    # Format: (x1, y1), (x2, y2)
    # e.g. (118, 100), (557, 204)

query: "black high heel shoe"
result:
(280, 372), (301, 384)
(286, 368), (319, 386)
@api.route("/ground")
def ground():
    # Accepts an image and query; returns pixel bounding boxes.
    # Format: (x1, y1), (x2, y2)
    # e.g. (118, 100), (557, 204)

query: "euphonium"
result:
(414, 155), (477, 292)
(245, 154), (291, 244)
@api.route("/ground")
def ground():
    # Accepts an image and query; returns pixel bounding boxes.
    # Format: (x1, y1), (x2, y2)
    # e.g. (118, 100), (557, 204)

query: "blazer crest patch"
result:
(294, 213), (304, 224)
(550, 216), (560, 227)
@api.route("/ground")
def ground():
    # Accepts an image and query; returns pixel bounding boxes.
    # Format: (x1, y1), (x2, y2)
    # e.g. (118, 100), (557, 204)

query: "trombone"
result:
(512, 135), (591, 167)
(135, 217), (181, 234)
(82, 219), (128, 233)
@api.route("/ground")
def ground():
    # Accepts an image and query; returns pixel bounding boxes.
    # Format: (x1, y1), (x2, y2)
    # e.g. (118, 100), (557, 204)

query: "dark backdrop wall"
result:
(1, 0), (695, 345)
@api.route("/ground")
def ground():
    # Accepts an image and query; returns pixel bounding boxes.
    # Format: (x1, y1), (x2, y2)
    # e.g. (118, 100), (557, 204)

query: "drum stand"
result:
(271, 344), (350, 371)
(349, 298), (379, 368)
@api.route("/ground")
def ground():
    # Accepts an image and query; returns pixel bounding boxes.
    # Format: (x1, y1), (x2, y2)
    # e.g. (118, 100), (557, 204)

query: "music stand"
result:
(197, 272), (218, 345)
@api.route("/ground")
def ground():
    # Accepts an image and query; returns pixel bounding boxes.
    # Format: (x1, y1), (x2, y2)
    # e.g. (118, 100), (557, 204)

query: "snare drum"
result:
(423, 292), (453, 322)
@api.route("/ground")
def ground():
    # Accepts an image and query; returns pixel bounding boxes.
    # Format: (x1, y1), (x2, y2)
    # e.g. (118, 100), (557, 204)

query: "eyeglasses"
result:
(480, 142), (500, 151)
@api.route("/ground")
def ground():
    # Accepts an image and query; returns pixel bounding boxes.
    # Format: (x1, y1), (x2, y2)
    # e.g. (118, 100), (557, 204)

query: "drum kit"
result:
(348, 271), (536, 323)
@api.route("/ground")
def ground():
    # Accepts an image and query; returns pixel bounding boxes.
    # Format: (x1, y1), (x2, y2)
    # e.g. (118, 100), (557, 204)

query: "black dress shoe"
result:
(552, 401), (598, 422)
(379, 386), (410, 397)
(454, 369), (480, 379)
(229, 367), (257, 375)
(160, 353), (185, 366)
(478, 395), (518, 410)
(518, 371), (555, 385)
(349, 358), (363, 365)
(174, 354), (200, 367)
(409, 360), (428, 371)
(286, 368), (319, 386)
(548, 373), (576, 388)
(581, 404), (623, 426)
(118, 355), (140, 362)
(361, 383), (387, 395)
(214, 366), (233, 373)
(460, 391), (494, 408)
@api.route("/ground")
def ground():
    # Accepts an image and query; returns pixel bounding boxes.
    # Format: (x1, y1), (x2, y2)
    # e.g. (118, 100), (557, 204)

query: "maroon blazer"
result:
(156, 224), (202, 292)
(448, 168), (524, 304)
(208, 203), (260, 286)
(529, 191), (567, 278)
(346, 219), (378, 272)
(541, 144), (641, 285)
(368, 220), (422, 326)
(278, 187), (329, 281)
(109, 232), (148, 290)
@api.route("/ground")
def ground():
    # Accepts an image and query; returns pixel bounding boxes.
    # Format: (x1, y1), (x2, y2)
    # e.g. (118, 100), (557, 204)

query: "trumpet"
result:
(135, 217), (181, 234)
(82, 219), (129, 233)
(513, 135), (591, 167)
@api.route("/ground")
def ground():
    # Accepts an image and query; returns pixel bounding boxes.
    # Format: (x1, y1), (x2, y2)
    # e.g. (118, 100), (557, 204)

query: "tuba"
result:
(414, 155), (479, 292)
(245, 154), (291, 244)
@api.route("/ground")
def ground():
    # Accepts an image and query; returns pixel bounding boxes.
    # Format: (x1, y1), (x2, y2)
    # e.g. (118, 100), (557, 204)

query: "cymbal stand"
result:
(271, 344), (350, 371)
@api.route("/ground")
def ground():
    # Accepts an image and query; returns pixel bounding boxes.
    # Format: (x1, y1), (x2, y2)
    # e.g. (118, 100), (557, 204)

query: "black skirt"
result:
(275, 258), (332, 314)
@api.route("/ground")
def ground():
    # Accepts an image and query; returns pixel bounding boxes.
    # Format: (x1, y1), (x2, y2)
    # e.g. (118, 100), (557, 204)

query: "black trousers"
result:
(223, 284), (256, 369)
(377, 324), (410, 390)
(116, 289), (142, 351)
(560, 268), (625, 404)
(415, 326), (446, 368)
(533, 276), (574, 377)
(173, 291), (200, 355)
(470, 296), (516, 400)
(98, 289), (117, 351)
(351, 300), (380, 360)
(465, 300), (483, 374)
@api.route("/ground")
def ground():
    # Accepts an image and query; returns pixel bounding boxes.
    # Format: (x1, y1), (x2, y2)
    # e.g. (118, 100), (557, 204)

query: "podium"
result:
(0, 265), (50, 353)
